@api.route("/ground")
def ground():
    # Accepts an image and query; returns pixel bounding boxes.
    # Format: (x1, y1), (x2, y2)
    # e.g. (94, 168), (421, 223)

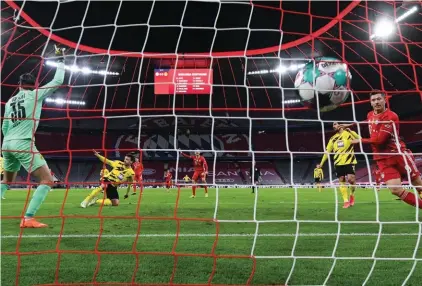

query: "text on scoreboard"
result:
(154, 69), (213, 95)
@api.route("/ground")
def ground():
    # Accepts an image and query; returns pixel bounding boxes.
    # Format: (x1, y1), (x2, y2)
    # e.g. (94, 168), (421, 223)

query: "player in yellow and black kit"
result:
(80, 150), (135, 208)
(313, 166), (324, 192)
(318, 122), (360, 208)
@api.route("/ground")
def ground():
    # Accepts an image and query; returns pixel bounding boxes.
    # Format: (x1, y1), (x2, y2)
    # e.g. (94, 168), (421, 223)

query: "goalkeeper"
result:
(318, 122), (359, 209)
(80, 150), (135, 207)
(1, 46), (65, 228)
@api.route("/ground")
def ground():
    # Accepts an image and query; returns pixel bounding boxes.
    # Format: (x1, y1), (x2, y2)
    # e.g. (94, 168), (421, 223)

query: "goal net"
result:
(1, 0), (422, 285)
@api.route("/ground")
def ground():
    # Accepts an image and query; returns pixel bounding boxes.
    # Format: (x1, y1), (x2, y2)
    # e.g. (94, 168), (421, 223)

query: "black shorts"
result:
(335, 164), (355, 178)
(314, 178), (321, 183)
(104, 181), (119, 200)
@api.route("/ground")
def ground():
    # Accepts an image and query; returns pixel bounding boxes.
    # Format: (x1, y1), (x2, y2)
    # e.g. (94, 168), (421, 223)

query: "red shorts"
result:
(376, 150), (420, 182)
(134, 174), (142, 182)
(192, 171), (206, 182)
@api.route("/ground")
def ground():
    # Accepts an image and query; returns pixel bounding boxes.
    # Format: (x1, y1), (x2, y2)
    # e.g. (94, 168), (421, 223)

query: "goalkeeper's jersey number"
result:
(10, 99), (26, 124)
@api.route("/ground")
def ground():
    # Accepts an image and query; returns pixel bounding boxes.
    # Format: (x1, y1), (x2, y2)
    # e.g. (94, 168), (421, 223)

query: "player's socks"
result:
(339, 183), (349, 203)
(24, 185), (50, 218)
(192, 186), (196, 196)
(96, 198), (112, 206)
(1, 183), (9, 199)
(318, 184), (322, 192)
(350, 194), (355, 206)
(399, 190), (422, 209)
(204, 186), (208, 194)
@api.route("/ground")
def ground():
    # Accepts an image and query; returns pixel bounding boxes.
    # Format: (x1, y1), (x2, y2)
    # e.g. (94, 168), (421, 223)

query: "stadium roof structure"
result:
(1, 0), (422, 130)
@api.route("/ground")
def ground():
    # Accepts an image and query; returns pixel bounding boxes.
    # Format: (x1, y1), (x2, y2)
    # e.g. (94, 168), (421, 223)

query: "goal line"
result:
(1, 232), (420, 239)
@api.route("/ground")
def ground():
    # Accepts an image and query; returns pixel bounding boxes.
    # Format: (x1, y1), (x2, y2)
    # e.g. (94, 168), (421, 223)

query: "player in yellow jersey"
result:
(100, 168), (109, 181)
(318, 122), (360, 208)
(313, 165), (324, 192)
(80, 150), (135, 208)
(183, 175), (190, 183)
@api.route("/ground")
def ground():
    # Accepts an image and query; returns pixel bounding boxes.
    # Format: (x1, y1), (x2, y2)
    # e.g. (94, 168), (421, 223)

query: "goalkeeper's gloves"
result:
(124, 194), (129, 199)
(54, 44), (65, 63)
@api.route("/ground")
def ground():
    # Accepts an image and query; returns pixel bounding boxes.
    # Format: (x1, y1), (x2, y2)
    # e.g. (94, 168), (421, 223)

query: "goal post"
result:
(1, 1), (422, 285)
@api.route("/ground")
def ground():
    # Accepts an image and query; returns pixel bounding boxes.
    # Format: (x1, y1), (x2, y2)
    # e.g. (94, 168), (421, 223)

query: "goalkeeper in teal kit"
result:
(1, 46), (65, 228)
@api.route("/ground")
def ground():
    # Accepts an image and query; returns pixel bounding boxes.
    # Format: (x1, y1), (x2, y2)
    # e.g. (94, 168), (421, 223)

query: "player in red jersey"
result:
(373, 167), (382, 191)
(131, 153), (143, 195)
(164, 170), (173, 191)
(349, 91), (422, 208)
(180, 149), (208, 198)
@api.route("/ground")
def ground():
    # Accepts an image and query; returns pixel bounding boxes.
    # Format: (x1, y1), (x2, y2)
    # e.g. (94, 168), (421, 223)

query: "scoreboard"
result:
(154, 69), (213, 95)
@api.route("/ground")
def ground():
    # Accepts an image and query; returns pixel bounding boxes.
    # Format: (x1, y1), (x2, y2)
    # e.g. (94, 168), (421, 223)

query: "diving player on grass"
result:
(179, 149), (208, 198)
(1, 46), (65, 228)
(348, 91), (422, 208)
(318, 122), (360, 209)
(80, 150), (135, 207)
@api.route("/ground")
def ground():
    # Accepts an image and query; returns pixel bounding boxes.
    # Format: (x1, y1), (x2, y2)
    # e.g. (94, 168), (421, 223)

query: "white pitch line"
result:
(1, 201), (405, 205)
(1, 233), (420, 239)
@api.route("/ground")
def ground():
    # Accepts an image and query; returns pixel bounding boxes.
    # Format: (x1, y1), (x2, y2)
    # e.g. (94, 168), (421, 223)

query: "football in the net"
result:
(294, 57), (352, 112)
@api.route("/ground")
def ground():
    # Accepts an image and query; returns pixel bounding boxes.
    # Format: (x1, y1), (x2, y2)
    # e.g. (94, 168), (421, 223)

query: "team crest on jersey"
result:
(337, 140), (344, 148)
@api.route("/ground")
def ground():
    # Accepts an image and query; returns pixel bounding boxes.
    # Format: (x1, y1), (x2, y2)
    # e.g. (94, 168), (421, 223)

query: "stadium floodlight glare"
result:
(45, 98), (86, 106)
(247, 63), (305, 75)
(370, 5), (419, 40)
(370, 19), (395, 39)
(45, 60), (119, 76)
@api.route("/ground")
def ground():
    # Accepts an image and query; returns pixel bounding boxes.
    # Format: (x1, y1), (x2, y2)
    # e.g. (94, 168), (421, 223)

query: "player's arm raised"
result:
(36, 46), (66, 102)
(180, 151), (193, 159)
(319, 139), (333, 167)
(93, 150), (115, 167)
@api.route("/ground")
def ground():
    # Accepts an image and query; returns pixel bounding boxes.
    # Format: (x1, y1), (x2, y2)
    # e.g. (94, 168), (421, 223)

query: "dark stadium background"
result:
(1, 1), (421, 185)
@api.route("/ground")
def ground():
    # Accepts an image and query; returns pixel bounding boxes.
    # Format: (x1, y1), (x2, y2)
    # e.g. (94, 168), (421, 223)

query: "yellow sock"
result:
(318, 184), (322, 192)
(340, 183), (349, 203)
(96, 198), (112, 206)
(83, 187), (103, 203)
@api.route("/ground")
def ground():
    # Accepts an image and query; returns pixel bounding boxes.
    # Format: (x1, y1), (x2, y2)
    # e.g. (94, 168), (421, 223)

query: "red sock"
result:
(192, 186), (196, 196)
(133, 184), (137, 193)
(399, 191), (422, 209)
(204, 186), (208, 193)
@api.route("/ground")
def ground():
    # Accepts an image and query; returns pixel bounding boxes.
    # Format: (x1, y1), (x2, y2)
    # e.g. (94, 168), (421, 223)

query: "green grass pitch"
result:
(1, 187), (422, 285)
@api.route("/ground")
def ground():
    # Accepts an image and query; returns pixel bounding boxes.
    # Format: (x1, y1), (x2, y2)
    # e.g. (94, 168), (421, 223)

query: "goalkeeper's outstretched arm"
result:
(36, 45), (66, 102)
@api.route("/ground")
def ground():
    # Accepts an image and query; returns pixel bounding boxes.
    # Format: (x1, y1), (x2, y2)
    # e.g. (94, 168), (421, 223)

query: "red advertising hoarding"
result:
(154, 69), (213, 95)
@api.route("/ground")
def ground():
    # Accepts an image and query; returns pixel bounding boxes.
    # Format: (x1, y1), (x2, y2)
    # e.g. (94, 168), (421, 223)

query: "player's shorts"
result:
(376, 150), (420, 182)
(314, 178), (321, 183)
(101, 180), (119, 200)
(192, 171), (206, 181)
(166, 181), (171, 188)
(134, 174), (142, 182)
(334, 164), (355, 178)
(1, 140), (46, 173)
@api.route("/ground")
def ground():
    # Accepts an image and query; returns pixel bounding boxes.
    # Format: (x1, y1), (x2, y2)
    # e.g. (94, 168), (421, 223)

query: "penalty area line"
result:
(0, 232), (420, 239)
